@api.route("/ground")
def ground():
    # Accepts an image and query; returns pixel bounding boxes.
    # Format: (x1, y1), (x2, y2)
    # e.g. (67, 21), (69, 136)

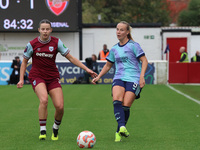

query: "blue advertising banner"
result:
(0, 62), (155, 85)
(26, 62), (115, 84)
(26, 62), (155, 84)
(0, 62), (13, 85)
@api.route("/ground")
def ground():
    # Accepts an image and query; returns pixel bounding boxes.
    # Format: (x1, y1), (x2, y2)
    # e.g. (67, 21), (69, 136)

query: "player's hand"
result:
(17, 80), (24, 88)
(139, 76), (145, 88)
(86, 68), (98, 78)
(92, 76), (100, 85)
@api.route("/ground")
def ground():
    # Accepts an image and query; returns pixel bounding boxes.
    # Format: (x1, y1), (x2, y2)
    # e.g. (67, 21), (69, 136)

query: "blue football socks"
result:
(116, 106), (130, 132)
(113, 100), (125, 130)
(123, 106), (130, 125)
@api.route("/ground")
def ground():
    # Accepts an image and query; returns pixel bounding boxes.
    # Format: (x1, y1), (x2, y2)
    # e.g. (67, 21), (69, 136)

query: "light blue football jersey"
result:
(106, 40), (145, 84)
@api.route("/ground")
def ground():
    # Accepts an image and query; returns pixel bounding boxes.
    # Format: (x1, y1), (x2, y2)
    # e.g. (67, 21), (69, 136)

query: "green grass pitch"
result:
(0, 84), (200, 150)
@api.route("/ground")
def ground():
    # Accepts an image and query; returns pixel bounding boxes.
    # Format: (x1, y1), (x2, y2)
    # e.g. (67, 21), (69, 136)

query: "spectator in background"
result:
(177, 46), (189, 63)
(84, 54), (99, 83)
(91, 54), (98, 73)
(98, 44), (109, 60)
(191, 51), (200, 62)
(9, 56), (21, 84)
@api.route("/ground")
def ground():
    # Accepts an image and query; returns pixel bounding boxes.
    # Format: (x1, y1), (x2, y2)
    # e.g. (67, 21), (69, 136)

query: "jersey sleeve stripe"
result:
(23, 55), (30, 60)
(106, 58), (114, 63)
(62, 49), (70, 57)
(137, 53), (145, 59)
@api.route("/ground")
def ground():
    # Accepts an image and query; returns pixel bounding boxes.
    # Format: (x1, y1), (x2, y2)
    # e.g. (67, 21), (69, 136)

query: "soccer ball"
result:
(77, 131), (96, 148)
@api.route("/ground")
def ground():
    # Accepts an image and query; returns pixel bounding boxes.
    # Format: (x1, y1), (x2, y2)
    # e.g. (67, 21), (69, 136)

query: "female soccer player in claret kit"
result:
(17, 19), (97, 141)
(92, 21), (148, 142)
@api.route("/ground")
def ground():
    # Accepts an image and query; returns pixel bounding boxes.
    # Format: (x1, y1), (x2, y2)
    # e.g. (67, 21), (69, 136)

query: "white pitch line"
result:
(167, 84), (200, 105)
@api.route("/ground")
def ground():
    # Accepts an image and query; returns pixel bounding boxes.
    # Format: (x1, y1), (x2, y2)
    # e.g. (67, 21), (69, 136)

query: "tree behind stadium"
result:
(82, 0), (171, 26)
(178, 0), (200, 26)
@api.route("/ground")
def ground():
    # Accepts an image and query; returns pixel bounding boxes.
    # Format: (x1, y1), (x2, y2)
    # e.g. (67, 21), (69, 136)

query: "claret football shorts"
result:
(29, 77), (62, 92)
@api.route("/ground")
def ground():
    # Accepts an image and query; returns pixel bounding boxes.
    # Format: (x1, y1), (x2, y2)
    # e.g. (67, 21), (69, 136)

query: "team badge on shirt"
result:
(49, 46), (54, 52)
(45, 0), (70, 16)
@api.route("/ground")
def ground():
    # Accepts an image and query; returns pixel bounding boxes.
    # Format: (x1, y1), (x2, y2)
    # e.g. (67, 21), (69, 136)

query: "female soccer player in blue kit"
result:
(92, 21), (148, 142)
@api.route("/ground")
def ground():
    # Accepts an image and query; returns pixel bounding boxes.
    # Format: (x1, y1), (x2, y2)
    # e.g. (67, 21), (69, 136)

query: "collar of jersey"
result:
(38, 36), (51, 44)
(118, 39), (130, 47)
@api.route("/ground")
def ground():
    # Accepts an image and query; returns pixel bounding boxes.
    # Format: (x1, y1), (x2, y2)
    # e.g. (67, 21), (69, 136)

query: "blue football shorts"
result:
(112, 79), (142, 99)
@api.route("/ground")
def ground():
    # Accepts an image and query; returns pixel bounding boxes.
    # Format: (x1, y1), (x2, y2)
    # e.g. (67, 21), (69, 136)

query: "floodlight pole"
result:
(78, 0), (83, 60)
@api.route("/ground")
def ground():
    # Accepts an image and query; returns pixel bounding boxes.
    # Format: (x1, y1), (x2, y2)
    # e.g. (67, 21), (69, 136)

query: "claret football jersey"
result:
(23, 36), (69, 80)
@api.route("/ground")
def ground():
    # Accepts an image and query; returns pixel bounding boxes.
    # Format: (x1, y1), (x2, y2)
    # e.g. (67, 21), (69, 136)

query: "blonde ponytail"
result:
(119, 21), (134, 41)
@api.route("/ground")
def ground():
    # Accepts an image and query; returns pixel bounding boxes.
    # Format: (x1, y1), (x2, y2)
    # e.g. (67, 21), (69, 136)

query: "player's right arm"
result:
(17, 58), (28, 88)
(92, 61), (113, 84)
(17, 43), (33, 88)
(92, 49), (115, 84)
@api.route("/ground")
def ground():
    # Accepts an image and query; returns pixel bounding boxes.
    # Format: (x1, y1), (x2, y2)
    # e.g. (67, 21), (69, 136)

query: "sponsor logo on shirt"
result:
(116, 56), (128, 63)
(36, 52), (54, 58)
(49, 46), (54, 52)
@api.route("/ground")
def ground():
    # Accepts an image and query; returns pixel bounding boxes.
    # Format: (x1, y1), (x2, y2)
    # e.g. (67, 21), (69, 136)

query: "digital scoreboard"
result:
(0, 0), (79, 32)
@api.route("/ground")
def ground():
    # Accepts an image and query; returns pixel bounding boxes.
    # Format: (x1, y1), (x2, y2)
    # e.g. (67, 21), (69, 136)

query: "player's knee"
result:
(40, 97), (48, 107)
(123, 103), (131, 107)
(56, 104), (64, 113)
(112, 93), (123, 101)
(112, 97), (123, 101)
(123, 101), (133, 107)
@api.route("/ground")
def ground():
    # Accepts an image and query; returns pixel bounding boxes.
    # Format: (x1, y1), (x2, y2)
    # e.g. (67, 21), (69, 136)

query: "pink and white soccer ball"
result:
(77, 131), (96, 148)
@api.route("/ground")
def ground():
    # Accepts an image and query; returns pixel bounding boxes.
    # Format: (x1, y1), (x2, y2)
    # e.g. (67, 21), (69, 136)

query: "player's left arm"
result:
(66, 53), (97, 78)
(139, 55), (148, 88)
(57, 39), (97, 77)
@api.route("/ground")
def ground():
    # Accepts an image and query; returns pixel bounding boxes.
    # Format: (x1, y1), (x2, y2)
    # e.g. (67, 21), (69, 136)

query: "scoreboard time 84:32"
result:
(0, 0), (79, 32)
